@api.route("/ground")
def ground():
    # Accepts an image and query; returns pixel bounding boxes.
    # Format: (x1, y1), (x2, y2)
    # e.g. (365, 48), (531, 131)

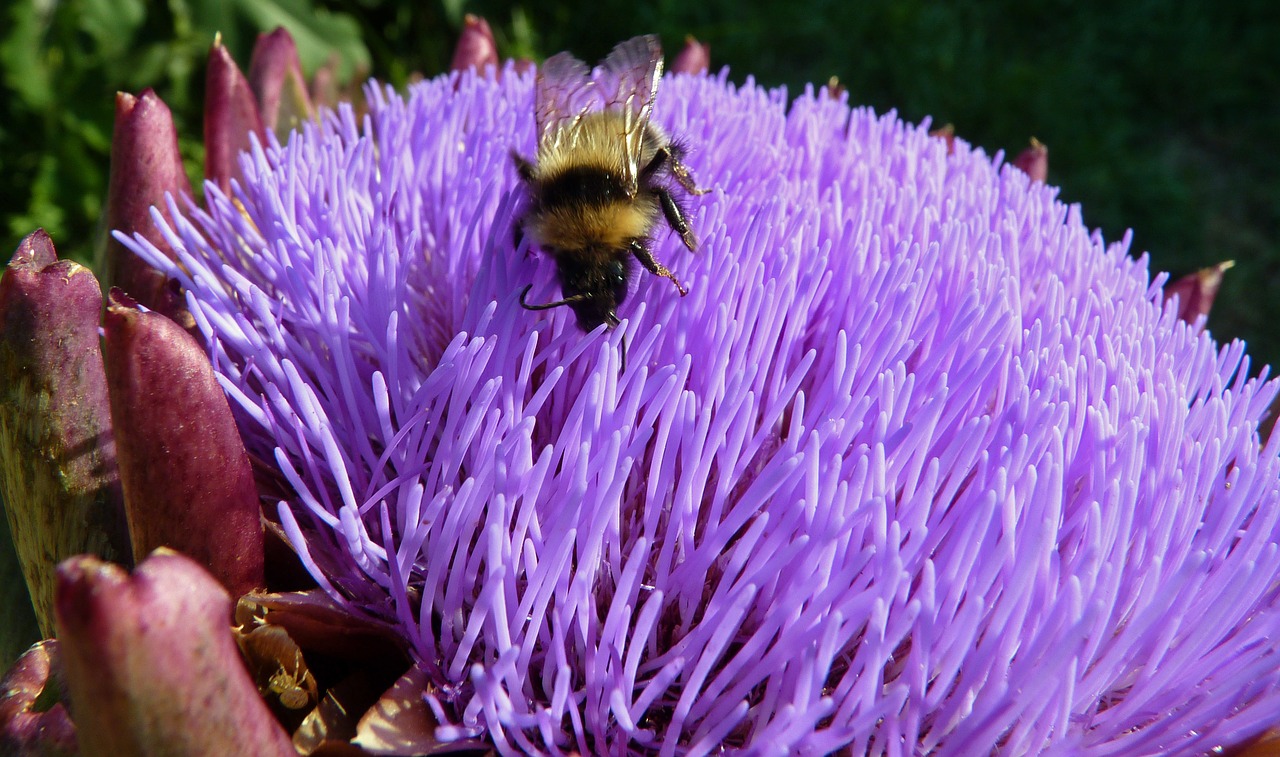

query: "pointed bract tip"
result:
(249, 26), (314, 136)
(930, 123), (957, 155)
(823, 75), (846, 100)
(104, 86), (193, 322)
(1164, 260), (1235, 327)
(9, 229), (56, 269)
(107, 286), (138, 310)
(1013, 137), (1049, 182)
(205, 35), (265, 192)
(671, 35), (711, 75)
(451, 14), (499, 73)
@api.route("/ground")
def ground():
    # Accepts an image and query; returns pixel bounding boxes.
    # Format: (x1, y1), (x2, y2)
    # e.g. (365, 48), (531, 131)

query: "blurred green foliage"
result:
(2, 0), (1278, 364)
(0, 0), (370, 266)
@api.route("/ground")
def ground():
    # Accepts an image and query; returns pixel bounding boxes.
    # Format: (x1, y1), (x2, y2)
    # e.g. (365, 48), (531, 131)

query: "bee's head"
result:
(558, 252), (629, 332)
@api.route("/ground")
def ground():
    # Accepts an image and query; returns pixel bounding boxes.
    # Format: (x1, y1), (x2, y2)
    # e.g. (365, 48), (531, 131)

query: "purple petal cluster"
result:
(121, 65), (1280, 754)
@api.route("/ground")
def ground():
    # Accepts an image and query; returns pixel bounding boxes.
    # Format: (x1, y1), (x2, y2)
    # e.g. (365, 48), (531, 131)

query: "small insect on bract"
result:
(513, 35), (708, 369)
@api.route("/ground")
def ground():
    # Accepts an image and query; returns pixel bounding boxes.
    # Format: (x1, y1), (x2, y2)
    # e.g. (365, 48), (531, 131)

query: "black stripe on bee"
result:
(536, 166), (633, 209)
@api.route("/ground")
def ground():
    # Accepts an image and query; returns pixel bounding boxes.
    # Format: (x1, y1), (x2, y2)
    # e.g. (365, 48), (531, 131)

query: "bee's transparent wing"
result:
(535, 51), (593, 147)
(596, 35), (663, 120)
(533, 36), (664, 183)
(595, 35), (664, 183)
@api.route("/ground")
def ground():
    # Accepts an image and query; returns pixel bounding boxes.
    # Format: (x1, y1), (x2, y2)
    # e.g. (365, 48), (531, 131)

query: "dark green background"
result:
(3, 0), (1278, 365)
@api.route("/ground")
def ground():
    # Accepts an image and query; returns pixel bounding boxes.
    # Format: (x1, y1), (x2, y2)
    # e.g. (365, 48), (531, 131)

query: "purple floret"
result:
(121, 64), (1280, 755)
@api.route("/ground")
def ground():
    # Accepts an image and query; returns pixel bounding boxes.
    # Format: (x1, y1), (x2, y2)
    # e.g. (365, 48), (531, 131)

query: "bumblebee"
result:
(513, 35), (707, 344)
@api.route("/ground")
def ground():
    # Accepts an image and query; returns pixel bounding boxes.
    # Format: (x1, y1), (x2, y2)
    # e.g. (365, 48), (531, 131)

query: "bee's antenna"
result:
(519, 284), (592, 311)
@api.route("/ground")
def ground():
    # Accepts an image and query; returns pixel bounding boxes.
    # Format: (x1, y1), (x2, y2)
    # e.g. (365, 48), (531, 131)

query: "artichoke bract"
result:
(0, 230), (128, 639)
(54, 551), (293, 756)
(101, 90), (193, 327)
(103, 290), (265, 598)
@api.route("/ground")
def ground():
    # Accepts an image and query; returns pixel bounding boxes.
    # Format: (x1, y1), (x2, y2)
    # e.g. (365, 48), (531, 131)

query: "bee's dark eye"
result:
(607, 259), (628, 301)
(606, 260), (626, 285)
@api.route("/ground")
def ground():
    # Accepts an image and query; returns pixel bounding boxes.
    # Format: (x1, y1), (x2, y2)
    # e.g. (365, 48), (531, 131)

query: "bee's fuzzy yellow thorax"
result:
(535, 112), (643, 181)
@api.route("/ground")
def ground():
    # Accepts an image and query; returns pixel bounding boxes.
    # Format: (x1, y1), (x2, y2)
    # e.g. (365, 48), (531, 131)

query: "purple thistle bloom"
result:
(120, 63), (1280, 754)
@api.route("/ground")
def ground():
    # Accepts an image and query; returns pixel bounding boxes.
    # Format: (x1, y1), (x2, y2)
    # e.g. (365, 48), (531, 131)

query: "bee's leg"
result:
(648, 143), (709, 196)
(654, 186), (699, 252)
(629, 240), (689, 296)
(668, 156), (709, 196)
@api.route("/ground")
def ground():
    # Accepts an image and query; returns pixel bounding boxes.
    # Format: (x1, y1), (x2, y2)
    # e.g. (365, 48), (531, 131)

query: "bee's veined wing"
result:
(595, 35), (664, 182)
(595, 35), (663, 122)
(535, 50), (593, 146)
(532, 36), (664, 181)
